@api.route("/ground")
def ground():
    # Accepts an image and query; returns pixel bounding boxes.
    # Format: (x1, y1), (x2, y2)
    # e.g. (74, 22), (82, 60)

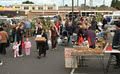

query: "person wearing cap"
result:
(112, 22), (120, 69)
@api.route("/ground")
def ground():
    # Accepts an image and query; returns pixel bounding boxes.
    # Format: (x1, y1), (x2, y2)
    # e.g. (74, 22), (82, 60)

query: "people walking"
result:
(17, 22), (24, 57)
(49, 24), (58, 50)
(37, 28), (48, 59)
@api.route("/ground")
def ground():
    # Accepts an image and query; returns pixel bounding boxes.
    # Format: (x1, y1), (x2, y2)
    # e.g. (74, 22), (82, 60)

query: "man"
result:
(24, 19), (31, 37)
(112, 22), (120, 69)
(0, 27), (8, 65)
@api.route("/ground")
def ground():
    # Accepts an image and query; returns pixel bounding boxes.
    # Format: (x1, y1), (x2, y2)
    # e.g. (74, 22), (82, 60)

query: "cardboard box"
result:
(35, 37), (46, 42)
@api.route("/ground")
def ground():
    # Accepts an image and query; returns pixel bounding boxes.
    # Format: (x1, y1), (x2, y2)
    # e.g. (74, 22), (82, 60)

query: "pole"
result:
(103, 0), (105, 5)
(84, 0), (86, 10)
(77, 0), (79, 7)
(72, 0), (74, 21)
(63, 0), (64, 6)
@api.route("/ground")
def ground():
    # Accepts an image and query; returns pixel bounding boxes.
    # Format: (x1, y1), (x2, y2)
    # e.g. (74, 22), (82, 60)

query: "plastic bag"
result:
(48, 40), (52, 49)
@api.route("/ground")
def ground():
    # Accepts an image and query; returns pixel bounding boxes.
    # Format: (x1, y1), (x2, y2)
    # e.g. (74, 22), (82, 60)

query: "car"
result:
(0, 16), (27, 25)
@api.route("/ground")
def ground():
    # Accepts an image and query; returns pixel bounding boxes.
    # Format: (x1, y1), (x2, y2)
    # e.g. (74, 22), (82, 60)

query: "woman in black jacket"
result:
(17, 22), (24, 56)
(37, 28), (48, 59)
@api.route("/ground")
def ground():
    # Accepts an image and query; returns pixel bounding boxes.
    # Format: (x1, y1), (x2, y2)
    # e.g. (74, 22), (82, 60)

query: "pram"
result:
(61, 30), (68, 45)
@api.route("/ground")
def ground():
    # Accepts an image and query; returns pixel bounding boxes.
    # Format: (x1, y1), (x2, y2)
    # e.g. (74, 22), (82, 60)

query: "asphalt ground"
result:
(0, 37), (120, 74)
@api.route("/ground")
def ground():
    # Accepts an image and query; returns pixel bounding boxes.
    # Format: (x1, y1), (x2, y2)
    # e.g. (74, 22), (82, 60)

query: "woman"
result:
(37, 28), (48, 59)
(17, 22), (24, 56)
(49, 24), (58, 50)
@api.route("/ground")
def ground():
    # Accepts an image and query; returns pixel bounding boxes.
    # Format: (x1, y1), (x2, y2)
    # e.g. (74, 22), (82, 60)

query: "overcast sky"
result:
(0, 0), (112, 6)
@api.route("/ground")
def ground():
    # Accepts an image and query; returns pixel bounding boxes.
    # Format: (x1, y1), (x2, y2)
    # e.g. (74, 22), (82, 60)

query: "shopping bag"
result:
(87, 37), (92, 46)
(106, 45), (112, 51)
(57, 37), (62, 45)
(48, 40), (52, 48)
(77, 36), (84, 44)
(22, 41), (25, 50)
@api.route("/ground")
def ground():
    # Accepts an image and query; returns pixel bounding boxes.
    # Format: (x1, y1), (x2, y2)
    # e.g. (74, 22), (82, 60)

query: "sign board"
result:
(64, 48), (78, 68)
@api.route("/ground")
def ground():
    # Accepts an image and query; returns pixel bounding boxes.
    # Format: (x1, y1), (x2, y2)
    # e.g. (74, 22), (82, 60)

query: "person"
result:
(49, 24), (58, 50)
(13, 41), (21, 58)
(24, 19), (31, 37)
(17, 22), (24, 57)
(35, 18), (42, 35)
(72, 21), (82, 44)
(36, 25), (42, 51)
(65, 19), (73, 43)
(102, 25), (112, 44)
(112, 22), (120, 69)
(11, 25), (17, 43)
(24, 38), (31, 55)
(0, 28), (8, 55)
(0, 27), (8, 66)
(86, 26), (96, 48)
(102, 17), (107, 29)
(37, 28), (48, 59)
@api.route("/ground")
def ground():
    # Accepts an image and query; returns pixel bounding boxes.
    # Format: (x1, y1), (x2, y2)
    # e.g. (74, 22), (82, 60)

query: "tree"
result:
(22, 0), (34, 4)
(111, 0), (116, 7)
(0, 5), (2, 7)
(65, 4), (68, 7)
(111, 0), (120, 10)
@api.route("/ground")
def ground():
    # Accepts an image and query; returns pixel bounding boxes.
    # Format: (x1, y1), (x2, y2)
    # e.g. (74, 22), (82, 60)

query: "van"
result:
(103, 14), (120, 30)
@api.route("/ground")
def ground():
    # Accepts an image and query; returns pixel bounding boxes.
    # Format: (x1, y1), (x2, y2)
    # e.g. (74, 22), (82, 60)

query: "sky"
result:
(0, 0), (112, 6)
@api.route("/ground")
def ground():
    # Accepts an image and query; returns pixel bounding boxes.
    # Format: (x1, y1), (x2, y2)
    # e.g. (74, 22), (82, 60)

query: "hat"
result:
(116, 22), (120, 27)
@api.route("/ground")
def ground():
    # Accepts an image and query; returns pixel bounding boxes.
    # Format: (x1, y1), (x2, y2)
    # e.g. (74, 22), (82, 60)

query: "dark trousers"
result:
(0, 43), (6, 55)
(17, 39), (22, 55)
(26, 28), (31, 37)
(38, 43), (46, 56)
(51, 36), (57, 49)
(112, 53), (120, 66)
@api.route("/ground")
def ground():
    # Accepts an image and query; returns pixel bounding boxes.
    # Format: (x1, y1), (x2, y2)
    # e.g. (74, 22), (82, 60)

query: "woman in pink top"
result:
(24, 38), (31, 55)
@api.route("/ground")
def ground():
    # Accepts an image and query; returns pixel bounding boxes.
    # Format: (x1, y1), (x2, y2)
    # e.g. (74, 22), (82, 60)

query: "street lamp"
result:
(72, 0), (74, 21)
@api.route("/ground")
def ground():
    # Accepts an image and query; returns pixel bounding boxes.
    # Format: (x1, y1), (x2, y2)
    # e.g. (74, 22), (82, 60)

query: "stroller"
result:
(61, 30), (68, 45)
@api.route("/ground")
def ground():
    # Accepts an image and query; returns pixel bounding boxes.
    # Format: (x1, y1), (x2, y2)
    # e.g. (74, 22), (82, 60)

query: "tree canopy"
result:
(111, 0), (120, 10)
(22, 0), (34, 4)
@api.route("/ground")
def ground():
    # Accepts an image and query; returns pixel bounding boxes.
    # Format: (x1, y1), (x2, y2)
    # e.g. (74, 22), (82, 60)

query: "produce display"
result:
(71, 47), (103, 56)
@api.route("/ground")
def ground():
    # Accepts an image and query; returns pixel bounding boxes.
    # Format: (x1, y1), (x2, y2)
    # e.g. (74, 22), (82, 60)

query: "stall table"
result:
(70, 47), (105, 74)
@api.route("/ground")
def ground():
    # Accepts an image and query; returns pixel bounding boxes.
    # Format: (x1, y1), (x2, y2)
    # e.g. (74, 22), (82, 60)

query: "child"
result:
(13, 41), (21, 58)
(24, 38), (31, 55)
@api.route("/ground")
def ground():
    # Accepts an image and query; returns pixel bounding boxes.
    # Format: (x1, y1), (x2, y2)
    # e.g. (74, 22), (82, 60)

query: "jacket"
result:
(0, 31), (8, 43)
(25, 41), (31, 49)
(112, 29), (120, 49)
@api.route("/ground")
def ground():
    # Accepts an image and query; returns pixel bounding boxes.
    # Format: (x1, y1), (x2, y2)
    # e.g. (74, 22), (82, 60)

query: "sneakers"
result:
(19, 54), (24, 57)
(0, 60), (3, 65)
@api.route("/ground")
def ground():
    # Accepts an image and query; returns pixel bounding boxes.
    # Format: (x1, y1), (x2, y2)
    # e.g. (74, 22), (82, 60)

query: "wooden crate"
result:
(35, 37), (46, 42)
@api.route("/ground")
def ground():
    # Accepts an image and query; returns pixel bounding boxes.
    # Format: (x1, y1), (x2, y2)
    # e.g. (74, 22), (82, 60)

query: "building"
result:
(12, 4), (58, 14)
(0, 6), (25, 16)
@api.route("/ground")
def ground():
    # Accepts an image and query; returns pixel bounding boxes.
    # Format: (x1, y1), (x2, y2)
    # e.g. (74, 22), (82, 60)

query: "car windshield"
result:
(0, 19), (10, 23)
(110, 20), (119, 25)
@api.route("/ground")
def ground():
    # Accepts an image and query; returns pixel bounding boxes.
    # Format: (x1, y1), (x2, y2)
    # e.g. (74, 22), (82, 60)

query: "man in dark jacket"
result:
(112, 22), (120, 69)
